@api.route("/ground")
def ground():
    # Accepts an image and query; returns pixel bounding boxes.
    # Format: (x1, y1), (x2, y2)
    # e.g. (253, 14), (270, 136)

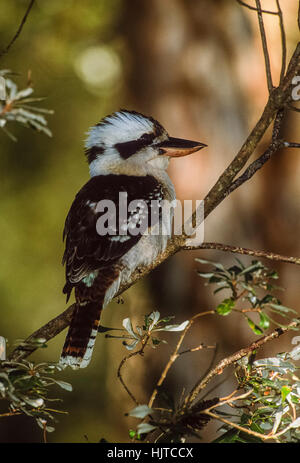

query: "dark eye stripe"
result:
(115, 132), (156, 159)
(85, 146), (105, 163)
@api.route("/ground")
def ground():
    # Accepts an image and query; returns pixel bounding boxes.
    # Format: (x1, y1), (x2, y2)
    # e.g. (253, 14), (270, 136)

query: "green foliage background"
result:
(0, 0), (131, 442)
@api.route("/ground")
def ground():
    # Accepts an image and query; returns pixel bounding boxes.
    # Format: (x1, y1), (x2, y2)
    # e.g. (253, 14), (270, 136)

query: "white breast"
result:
(103, 174), (175, 308)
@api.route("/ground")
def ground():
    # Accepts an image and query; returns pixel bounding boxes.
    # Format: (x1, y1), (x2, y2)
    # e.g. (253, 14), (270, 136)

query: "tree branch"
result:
(148, 311), (215, 409)
(225, 109), (285, 197)
(285, 142), (300, 148)
(9, 235), (300, 363)
(276, 0), (287, 83)
(184, 242), (300, 266)
(0, 0), (35, 60)
(255, 0), (273, 92)
(236, 1), (277, 15)
(8, 5), (300, 363)
(184, 318), (300, 406)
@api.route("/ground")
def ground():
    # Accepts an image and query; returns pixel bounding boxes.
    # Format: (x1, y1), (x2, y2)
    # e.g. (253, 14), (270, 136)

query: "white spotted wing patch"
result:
(110, 235), (131, 242)
(86, 200), (98, 209)
(92, 183), (165, 241)
(63, 174), (167, 292)
(119, 184), (164, 237)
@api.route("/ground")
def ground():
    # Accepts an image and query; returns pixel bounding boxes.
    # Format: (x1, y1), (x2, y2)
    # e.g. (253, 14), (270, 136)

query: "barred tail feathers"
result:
(59, 267), (121, 369)
(59, 299), (102, 369)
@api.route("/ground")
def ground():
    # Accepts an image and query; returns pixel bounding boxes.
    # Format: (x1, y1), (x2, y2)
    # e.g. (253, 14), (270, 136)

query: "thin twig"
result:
(198, 371), (230, 402)
(117, 332), (151, 405)
(236, 0), (277, 15)
(0, 411), (22, 418)
(42, 422), (47, 444)
(184, 318), (300, 406)
(198, 97), (278, 226)
(225, 139), (284, 196)
(255, 0), (273, 92)
(117, 351), (140, 405)
(179, 344), (215, 355)
(276, 0), (286, 83)
(285, 142), (300, 148)
(148, 311), (215, 409)
(9, 304), (75, 361)
(203, 408), (282, 441)
(223, 108), (285, 195)
(204, 399), (298, 441)
(0, 0), (35, 59)
(272, 108), (285, 142)
(186, 344), (219, 405)
(184, 242), (300, 266)
(205, 389), (254, 411)
(288, 105), (300, 113)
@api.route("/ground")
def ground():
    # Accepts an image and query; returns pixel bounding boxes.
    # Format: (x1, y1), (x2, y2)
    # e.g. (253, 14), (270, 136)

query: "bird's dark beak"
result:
(158, 137), (207, 157)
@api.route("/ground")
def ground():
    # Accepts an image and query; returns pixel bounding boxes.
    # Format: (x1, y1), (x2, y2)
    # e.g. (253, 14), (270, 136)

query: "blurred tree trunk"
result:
(121, 0), (249, 310)
(112, 0), (254, 440)
(106, 0), (300, 442)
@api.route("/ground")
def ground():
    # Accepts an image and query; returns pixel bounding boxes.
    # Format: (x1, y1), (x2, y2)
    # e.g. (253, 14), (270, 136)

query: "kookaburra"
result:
(60, 110), (206, 368)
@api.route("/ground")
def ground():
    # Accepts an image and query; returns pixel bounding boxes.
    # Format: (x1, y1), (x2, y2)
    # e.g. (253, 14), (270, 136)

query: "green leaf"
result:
(250, 421), (264, 434)
(195, 258), (231, 277)
(269, 303), (297, 315)
(289, 417), (300, 429)
(246, 317), (263, 335)
(23, 397), (44, 408)
(269, 270), (279, 280)
(241, 283), (256, 294)
(137, 423), (157, 435)
(197, 272), (215, 279)
(228, 265), (243, 276)
(147, 311), (161, 330)
(45, 425), (55, 433)
(129, 429), (136, 439)
(216, 298), (235, 316)
(122, 318), (140, 339)
(281, 386), (291, 403)
(123, 339), (140, 351)
(259, 294), (275, 305)
(235, 431), (263, 443)
(195, 258), (225, 271)
(53, 380), (73, 392)
(159, 316), (174, 324)
(209, 275), (226, 283)
(254, 357), (296, 373)
(259, 312), (270, 330)
(129, 405), (153, 419)
(234, 257), (246, 270)
(213, 285), (230, 294)
(152, 337), (161, 346)
(155, 320), (189, 332)
(240, 262), (263, 276)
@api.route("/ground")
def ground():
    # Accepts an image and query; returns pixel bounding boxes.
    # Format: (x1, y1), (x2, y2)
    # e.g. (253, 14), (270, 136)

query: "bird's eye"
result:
(141, 133), (154, 144)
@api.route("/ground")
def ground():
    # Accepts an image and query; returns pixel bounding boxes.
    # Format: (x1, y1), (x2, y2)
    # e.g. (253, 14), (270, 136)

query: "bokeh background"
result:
(0, 0), (299, 443)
